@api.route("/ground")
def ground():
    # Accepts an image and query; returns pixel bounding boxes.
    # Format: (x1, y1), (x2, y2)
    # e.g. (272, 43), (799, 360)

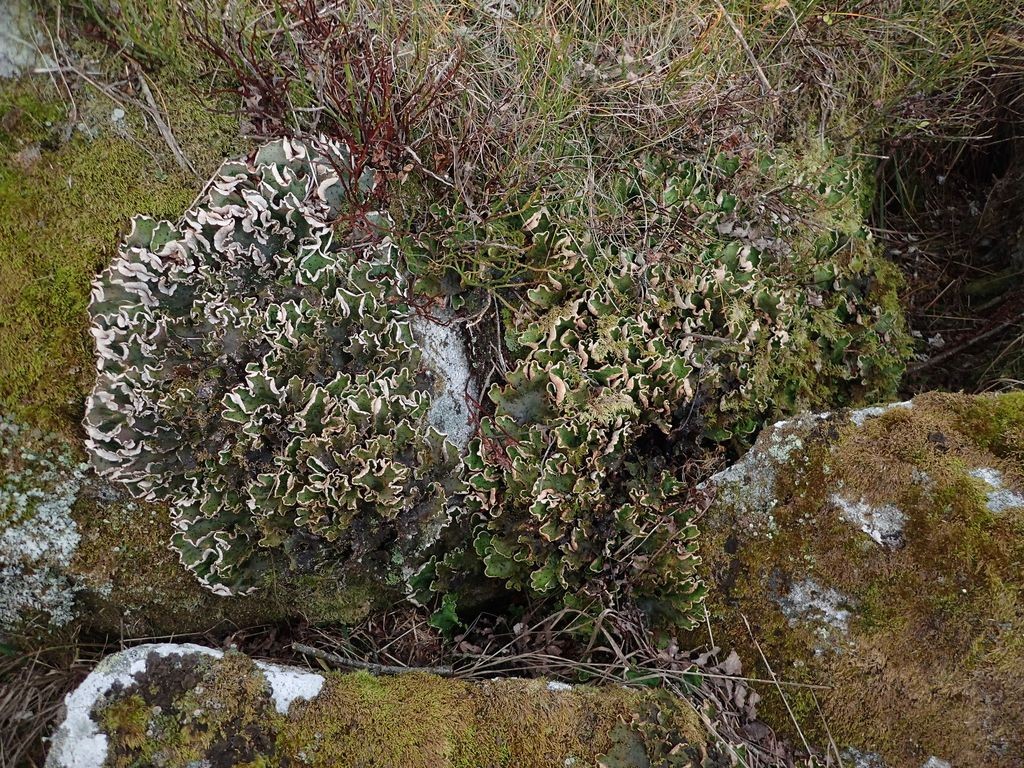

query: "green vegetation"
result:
(452, 147), (905, 632)
(697, 392), (1024, 766)
(2, 0), (1017, 433)
(93, 648), (718, 768)
(1, 0), (1022, 763)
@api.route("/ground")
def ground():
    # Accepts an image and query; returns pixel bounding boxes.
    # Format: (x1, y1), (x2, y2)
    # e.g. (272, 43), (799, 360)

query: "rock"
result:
(411, 309), (479, 452)
(0, 417), (83, 632)
(0, 0), (42, 79)
(46, 643), (726, 768)
(10, 143), (41, 170)
(696, 391), (1024, 766)
(0, 416), (389, 641)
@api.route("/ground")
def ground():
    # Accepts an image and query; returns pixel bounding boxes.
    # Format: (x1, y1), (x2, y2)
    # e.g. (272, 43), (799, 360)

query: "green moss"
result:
(697, 392), (1024, 765)
(99, 695), (150, 754)
(0, 73), (241, 435)
(68, 488), (293, 635)
(957, 390), (1024, 458)
(277, 573), (381, 626)
(94, 649), (716, 768)
(0, 80), (65, 150)
(278, 672), (482, 766)
(64, 473), (382, 634)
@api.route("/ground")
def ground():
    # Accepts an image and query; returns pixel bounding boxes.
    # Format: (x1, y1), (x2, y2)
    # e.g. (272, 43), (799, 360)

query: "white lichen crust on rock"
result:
(829, 493), (906, 548)
(698, 412), (831, 536)
(777, 577), (852, 643)
(44, 643), (325, 768)
(968, 466), (1024, 513)
(0, 0), (43, 79)
(47, 644), (220, 768)
(410, 309), (478, 451)
(0, 416), (86, 632)
(83, 137), (466, 597)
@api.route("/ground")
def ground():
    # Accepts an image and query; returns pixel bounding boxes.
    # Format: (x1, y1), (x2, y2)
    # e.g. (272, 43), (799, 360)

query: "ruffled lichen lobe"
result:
(697, 391), (1024, 766)
(0, 74), (468, 632)
(84, 137), (466, 598)
(458, 144), (909, 630)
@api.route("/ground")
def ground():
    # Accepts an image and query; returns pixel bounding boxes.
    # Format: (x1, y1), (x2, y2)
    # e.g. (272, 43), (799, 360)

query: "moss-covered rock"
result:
(0, 415), (389, 640)
(696, 391), (1024, 766)
(45, 643), (726, 768)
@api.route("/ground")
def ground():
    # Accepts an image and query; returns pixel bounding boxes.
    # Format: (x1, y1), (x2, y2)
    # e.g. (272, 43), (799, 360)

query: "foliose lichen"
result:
(466, 244), (708, 629)
(84, 137), (466, 597)
(458, 148), (909, 630)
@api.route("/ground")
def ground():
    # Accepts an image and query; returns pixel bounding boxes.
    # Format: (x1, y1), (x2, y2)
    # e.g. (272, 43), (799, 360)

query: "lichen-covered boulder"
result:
(84, 137), (468, 598)
(695, 391), (1024, 767)
(45, 643), (727, 768)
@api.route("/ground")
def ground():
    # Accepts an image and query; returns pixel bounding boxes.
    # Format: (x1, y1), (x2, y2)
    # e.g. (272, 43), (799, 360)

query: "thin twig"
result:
(742, 614), (813, 757)
(292, 642), (454, 677)
(712, 0), (774, 97)
(136, 72), (197, 176)
(813, 689), (845, 767)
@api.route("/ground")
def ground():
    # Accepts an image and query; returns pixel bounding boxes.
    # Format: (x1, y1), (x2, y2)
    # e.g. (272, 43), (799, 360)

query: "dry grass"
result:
(0, 639), (102, 768)
(61, 0), (1024, 292)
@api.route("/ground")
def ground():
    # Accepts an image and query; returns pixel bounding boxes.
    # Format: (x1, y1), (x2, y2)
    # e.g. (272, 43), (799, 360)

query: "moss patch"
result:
(0, 70), (242, 435)
(696, 392), (1024, 766)
(91, 648), (716, 768)
(67, 485), (285, 635)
